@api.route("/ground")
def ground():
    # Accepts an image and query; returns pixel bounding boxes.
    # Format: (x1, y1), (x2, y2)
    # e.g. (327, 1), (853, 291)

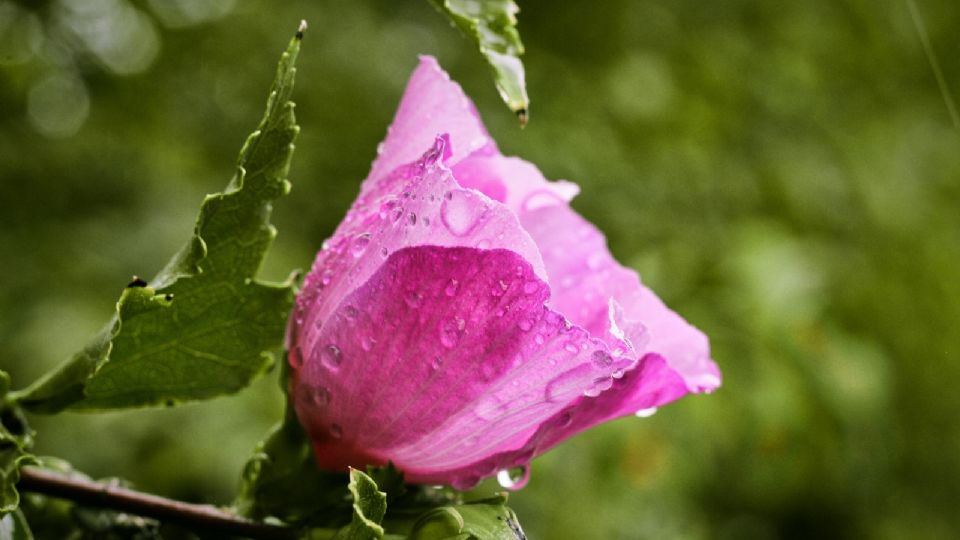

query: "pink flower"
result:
(288, 56), (720, 490)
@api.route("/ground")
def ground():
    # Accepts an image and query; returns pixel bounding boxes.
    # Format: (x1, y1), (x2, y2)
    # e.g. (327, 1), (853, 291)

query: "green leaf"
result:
(0, 372), (35, 517)
(408, 494), (525, 540)
(333, 469), (388, 540)
(429, 0), (529, 124)
(0, 509), (34, 540)
(12, 30), (304, 412)
(235, 380), (352, 526)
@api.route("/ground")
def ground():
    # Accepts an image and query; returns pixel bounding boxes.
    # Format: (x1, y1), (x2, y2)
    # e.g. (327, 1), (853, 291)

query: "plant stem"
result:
(17, 467), (298, 540)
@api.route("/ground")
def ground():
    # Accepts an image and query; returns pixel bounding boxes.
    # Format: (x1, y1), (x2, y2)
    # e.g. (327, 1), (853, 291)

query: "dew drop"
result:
(635, 407), (658, 418)
(321, 269), (334, 286)
(379, 199), (400, 220)
(557, 412), (573, 428)
(583, 376), (614, 397)
(311, 386), (331, 406)
(534, 333), (545, 345)
(343, 305), (359, 321)
(522, 280), (539, 294)
(380, 247), (388, 258)
(390, 206), (404, 222)
(431, 356), (443, 370)
(496, 466), (530, 491)
(445, 279), (460, 297)
(329, 423), (343, 439)
(440, 316), (466, 348)
(423, 216), (431, 227)
(564, 342), (579, 354)
(405, 290), (424, 308)
(407, 212), (417, 226)
(441, 190), (490, 236)
(476, 239), (491, 249)
(321, 344), (343, 369)
(518, 318), (533, 332)
(361, 335), (376, 352)
(592, 350), (614, 367)
(491, 279), (508, 297)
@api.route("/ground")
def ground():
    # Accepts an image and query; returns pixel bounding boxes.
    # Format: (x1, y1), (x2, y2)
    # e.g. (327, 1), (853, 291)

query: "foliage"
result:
(429, 0), (529, 122)
(10, 34), (302, 414)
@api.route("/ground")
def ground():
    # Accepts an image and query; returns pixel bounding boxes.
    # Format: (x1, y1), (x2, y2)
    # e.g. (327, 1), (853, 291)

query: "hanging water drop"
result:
(407, 212), (417, 226)
(320, 269), (334, 287)
(329, 423), (343, 439)
(635, 407), (658, 418)
(496, 466), (530, 491)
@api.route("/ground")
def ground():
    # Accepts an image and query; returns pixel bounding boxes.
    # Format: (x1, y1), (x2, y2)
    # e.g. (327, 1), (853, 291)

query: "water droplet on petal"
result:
(534, 333), (545, 345)
(440, 317), (465, 348)
(321, 269), (333, 286)
(440, 190), (491, 236)
(407, 212), (417, 226)
(350, 233), (371, 257)
(329, 423), (342, 439)
(322, 344), (343, 369)
(405, 290), (424, 308)
(379, 199), (400, 220)
(431, 356), (443, 370)
(564, 342), (579, 354)
(523, 280), (539, 294)
(311, 386), (331, 406)
(557, 412), (573, 428)
(583, 376), (614, 397)
(361, 335), (376, 352)
(380, 247), (388, 258)
(592, 350), (614, 367)
(635, 407), (658, 418)
(491, 279), (508, 297)
(343, 305), (358, 321)
(518, 318), (533, 332)
(445, 279), (460, 296)
(497, 466), (530, 491)
(476, 239), (491, 249)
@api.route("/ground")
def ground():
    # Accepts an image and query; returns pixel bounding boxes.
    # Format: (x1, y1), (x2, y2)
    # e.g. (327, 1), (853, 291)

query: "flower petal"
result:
(293, 137), (550, 356)
(520, 204), (721, 393)
(364, 56), (492, 192)
(292, 246), (632, 486)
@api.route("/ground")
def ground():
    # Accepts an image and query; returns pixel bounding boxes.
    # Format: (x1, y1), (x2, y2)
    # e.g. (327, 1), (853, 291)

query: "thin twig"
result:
(17, 467), (297, 540)
(906, 0), (960, 130)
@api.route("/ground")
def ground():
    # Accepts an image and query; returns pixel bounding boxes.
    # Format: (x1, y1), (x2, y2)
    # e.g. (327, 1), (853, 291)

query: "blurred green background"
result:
(2, 0), (959, 538)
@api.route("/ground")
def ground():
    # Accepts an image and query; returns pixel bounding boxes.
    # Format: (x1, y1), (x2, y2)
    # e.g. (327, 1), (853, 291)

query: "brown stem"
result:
(17, 467), (298, 540)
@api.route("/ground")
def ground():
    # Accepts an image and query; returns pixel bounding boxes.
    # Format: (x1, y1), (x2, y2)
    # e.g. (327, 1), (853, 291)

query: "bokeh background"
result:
(2, 0), (959, 538)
